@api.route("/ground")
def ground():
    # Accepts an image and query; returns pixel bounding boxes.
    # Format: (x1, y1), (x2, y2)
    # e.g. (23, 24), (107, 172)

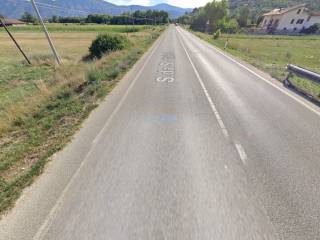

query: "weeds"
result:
(0, 26), (164, 215)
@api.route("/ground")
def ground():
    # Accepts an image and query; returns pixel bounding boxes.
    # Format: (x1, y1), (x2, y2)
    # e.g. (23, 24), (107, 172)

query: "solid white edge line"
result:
(176, 27), (229, 139)
(181, 27), (320, 118)
(33, 31), (164, 240)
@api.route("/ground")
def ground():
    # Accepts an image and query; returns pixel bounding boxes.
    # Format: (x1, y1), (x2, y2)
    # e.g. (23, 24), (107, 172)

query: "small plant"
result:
(123, 27), (139, 33)
(89, 34), (129, 59)
(213, 29), (221, 40)
(286, 51), (292, 62)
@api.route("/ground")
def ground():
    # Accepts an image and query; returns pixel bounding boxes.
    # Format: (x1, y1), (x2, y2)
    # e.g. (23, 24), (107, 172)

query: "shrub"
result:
(217, 19), (236, 33)
(300, 24), (320, 34)
(222, 19), (239, 34)
(213, 29), (221, 40)
(123, 27), (139, 33)
(89, 34), (128, 59)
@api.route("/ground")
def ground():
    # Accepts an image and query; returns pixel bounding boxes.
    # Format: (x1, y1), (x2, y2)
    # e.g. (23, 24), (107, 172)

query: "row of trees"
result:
(177, 1), (319, 35)
(176, 1), (267, 34)
(16, 10), (168, 25)
(20, 12), (38, 23)
(177, 0), (241, 34)
(49, 10), (169, 25)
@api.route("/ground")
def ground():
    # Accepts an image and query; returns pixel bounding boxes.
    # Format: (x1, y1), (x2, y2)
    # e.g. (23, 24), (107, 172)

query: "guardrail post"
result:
(284, 71), (294, 87)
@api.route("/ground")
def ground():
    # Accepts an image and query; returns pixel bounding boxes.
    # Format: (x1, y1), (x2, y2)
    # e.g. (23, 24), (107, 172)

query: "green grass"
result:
(0, 24), (165, 215)
(190, 30), (320, 98)
(0, 24), (149, 33)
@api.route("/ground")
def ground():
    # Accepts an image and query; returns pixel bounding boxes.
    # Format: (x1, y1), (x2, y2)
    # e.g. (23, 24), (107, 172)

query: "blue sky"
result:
(106, 0), (211, 8)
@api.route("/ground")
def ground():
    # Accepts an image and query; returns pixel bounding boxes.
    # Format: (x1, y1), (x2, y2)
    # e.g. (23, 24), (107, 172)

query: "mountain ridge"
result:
(1, 0), (190, 19)
(229, 0), (320, 13)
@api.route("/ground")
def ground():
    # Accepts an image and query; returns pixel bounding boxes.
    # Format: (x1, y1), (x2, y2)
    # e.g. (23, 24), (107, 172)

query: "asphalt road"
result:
(1, 25), (320, 240)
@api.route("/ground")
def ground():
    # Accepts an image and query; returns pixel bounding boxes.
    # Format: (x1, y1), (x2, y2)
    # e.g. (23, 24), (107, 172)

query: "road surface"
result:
(1, 25), (320, 240)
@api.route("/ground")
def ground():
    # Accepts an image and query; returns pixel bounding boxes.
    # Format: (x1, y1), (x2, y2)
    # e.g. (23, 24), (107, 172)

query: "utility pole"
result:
(129, 6), (133, 27)
(0, 18), (31, 65)
(30, 0), (61, 64)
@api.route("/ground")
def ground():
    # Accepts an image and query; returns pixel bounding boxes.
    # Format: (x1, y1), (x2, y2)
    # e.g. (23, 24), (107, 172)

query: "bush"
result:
(89, 34), (128, 59)
(213, 29), (221, 40)
(221, 19), (239, 34)
(300, 24), (320, 34)
(123, 27), (140, 33)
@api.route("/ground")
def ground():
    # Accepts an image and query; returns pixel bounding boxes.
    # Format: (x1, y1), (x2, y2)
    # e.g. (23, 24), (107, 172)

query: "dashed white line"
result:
(177, 28), (229, 139)
(181, 28), (320, 118)
(235, 143), (248, 165)
(177, 28), (250, 166)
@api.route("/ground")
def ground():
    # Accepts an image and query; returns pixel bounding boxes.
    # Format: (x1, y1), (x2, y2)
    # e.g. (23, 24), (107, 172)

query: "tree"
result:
(190, 0), (228, 33)
(20, 12), (37, 23)
(237, 5), (250, 28)
(177, 14), (193, 25)
(51, 15), (58, 23)
(220, 18), (239, 33)
(86, 14), (111, 24)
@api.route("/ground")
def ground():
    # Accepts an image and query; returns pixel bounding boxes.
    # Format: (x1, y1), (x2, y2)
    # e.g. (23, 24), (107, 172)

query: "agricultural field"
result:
(0, 24), (164, 215)
(191, 31), (320, 98)
(0, 24), (149, 33)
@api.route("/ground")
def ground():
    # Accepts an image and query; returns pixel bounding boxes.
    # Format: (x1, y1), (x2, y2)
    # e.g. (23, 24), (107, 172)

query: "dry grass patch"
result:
(0, 25), (165, 215)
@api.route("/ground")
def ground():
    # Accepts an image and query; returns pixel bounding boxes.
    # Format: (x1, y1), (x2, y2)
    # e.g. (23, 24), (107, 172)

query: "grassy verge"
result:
(190, 30), (320, 98)
(0, 24), (165, 215)
(0, 24), (149, 33)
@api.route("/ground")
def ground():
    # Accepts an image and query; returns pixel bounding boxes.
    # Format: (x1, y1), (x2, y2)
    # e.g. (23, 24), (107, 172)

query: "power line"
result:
(0, 17), (31, 64)
(14, 0), (131, 15)
(6, 0), (162, 25)
(11, 0), (162, 19)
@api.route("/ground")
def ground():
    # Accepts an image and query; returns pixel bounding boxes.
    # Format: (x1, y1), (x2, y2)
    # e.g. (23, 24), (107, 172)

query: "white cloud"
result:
(107, 0), (211, 8)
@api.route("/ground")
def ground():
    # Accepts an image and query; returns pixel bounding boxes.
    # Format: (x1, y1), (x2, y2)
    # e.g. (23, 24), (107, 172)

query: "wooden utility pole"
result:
(30, 0), (61, 64)
(0, 18), (31, 65)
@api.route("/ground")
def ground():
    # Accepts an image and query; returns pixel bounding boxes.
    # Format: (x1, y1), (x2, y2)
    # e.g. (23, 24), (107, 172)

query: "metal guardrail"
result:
(284, 64), (320, 104)
(286, 64), (320, 85)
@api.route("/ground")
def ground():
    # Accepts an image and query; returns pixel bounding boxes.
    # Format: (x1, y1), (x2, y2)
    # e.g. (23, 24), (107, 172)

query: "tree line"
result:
(177, 0), (320, 35)
(177, 0), (241, 34)
(18, 10), (169, 25)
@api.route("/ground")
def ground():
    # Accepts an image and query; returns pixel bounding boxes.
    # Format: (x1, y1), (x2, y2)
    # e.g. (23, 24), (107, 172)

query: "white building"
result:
(260, 4), (320, 33)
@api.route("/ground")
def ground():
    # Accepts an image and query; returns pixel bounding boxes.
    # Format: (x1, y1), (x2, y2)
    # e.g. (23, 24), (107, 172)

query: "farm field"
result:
(0, 24), (149, 32)
(191, 31), (320, 98)
(0, 24), (164, 215)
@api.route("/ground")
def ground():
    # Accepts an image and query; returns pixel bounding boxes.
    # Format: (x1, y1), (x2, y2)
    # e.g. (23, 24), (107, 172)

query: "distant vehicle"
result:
(175, 23), (179, 26)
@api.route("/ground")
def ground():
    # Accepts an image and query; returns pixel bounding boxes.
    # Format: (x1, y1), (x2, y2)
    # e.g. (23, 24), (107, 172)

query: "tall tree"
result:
(20, 12), (37, 23)
(190, 0), (228, 33)
(237, 5), (250, 27)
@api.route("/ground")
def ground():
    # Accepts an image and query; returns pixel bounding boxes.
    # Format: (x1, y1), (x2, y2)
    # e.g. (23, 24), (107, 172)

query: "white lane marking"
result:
(177, 28), (250, 166)
(180, 28), (320, 118)
(33, 33), (164, 240)
(176, 29), (229, 139)
(235, 143), (248, 165)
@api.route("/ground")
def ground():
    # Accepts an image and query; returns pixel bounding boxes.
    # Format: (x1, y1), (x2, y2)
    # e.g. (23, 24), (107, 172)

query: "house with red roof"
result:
(0, 18), (26, 27)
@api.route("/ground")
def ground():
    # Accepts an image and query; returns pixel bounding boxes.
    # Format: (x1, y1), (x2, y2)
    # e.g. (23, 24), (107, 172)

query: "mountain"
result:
(148, 3), (192, 18)
(1, 0), (190, 19)
(229, 0), (320, 14)
(129, 3), (192, 18)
